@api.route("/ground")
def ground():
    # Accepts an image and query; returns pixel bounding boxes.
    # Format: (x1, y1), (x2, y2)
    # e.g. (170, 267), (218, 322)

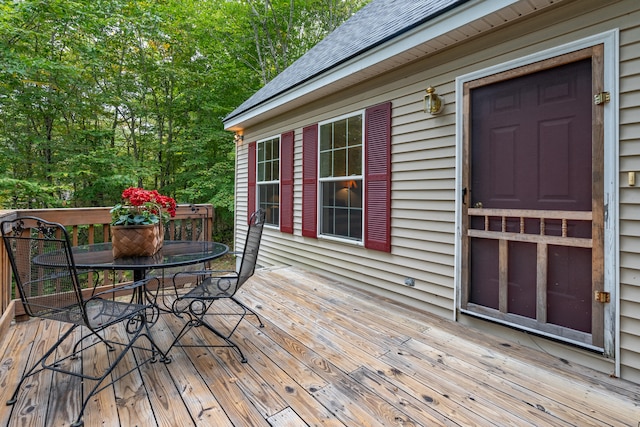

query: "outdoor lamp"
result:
(234, 132), (244, 143)
(424, 86), (444, 115)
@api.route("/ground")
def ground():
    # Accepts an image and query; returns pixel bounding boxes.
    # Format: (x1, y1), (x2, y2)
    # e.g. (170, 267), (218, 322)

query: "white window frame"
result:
(317, 110), (365, 244)
(257, 135), (280, 228)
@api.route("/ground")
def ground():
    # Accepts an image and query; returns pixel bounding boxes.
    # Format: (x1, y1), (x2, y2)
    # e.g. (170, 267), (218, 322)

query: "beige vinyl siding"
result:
(233, 142), (250, 253)
(619, 11), (640, 383)
(235, 0), (640, 382)
(235, 79), (461, 317)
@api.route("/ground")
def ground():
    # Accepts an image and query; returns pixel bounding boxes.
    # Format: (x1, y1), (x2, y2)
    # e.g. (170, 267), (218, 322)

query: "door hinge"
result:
(594, 92), (610, 105)
(594, 291), (610, 303)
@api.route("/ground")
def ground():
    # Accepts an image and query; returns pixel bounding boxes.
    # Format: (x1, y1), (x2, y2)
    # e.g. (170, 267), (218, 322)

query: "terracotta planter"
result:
(111, 223), (164, 258)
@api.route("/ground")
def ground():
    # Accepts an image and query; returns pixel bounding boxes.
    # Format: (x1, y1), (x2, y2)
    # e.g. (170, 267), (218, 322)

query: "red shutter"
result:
(302, 124), (318, 238)
(280, 130), (294, 234)
(247, 141), (256, 224)
(365, 102), (392, 252)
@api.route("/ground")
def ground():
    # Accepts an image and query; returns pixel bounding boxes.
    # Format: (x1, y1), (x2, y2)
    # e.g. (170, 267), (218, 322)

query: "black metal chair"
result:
(169, 209), (265, 362)
(1, 216), (169, 427)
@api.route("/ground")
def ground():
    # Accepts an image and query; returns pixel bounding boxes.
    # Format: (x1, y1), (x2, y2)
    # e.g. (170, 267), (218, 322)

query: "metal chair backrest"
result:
(1, 216), (87, 323)
(236, 209), (265, 288)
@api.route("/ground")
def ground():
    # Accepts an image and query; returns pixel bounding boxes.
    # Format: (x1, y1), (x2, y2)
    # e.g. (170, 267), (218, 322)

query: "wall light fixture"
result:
(424, 86), (444, 115)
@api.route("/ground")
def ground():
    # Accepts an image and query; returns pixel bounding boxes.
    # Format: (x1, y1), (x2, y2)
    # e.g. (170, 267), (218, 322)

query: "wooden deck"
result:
(1, 266), (639, 426)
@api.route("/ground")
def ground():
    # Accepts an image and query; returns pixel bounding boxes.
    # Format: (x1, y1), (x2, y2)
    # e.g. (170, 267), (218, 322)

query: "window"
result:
(302, 102), (391, 251)
(318, 113), (363, 241)
(257, 136), (279, 226)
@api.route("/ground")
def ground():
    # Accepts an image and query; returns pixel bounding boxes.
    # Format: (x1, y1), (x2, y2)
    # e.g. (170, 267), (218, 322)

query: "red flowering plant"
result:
(110, 187), (177, 226)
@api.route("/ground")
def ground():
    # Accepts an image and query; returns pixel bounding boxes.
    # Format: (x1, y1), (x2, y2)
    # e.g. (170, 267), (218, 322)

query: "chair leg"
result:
(231, 296), (264, 328)
(72, 329), (115, 356)
(196, 319), (247, 363)
(170, 300), (248, 363)
(165, 312), (204, 357)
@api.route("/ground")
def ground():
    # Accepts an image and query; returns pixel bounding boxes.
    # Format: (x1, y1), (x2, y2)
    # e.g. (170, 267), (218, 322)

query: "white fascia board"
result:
(224, 0), (520, 131)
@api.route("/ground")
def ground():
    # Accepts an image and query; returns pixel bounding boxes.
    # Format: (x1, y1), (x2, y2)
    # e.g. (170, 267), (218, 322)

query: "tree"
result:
(223, 0), (370, 84)
(0, 0), (371, 224)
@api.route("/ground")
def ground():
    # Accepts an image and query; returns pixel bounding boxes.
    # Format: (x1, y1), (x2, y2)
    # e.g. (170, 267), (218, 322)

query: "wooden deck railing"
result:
(0, 204), (215, 318)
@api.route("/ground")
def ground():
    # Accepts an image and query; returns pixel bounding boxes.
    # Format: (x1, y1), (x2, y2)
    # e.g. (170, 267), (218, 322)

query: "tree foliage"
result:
(0, 0), (370, 221)
(236, 0), (370, 83)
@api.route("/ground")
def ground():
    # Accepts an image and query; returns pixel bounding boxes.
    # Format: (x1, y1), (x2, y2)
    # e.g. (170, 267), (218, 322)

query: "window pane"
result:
(350, 209), (362, 239)
(258, 137), (280, 183)
(259, 183), (279, 226)
(320, 151), (332, 178)
(334, 148), (346, 177)
(322, 181), (335, 206)
(334, 119), (347, 149)
(322, 207), (335, 235)
(264, 161), (269, 181)
(348, 146), (362, 176)
(334, 208), (349, 236)
(320, 124), (332, 151)
(348, 115), (362, 147)
(266, 140), (274, 160)
(334, 182), (348, 207)
(259, 184), (267, 202)
(348, 182), (362, 208)
(320, 180), (362, 240)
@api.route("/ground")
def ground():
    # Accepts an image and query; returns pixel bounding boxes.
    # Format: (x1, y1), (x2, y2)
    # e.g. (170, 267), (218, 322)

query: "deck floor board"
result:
(1, 266), (639, 426)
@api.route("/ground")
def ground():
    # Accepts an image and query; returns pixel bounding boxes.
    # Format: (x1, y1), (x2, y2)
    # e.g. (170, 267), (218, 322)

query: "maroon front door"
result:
(462, 47), (605, 348)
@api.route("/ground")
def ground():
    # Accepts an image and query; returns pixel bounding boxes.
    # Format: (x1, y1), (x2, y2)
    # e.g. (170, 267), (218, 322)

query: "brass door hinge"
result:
(595, 291), (610, 303)
(594, 92), (610, 105)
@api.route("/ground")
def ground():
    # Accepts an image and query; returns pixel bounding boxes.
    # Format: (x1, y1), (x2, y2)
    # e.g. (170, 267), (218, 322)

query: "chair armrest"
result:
(171, 270), (237, 292)
(76, 269), (106, 295)
(89, 277), (153, 300)
(174, 269), (236, 280)
(176, 269), (236, 275)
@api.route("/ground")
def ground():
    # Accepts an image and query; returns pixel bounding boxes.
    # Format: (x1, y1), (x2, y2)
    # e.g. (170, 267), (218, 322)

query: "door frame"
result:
(454, 30), (619, 365)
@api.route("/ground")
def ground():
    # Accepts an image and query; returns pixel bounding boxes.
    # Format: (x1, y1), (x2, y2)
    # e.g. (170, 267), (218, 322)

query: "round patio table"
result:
(70, 240), (228, 281)
(69, 240), (229, 316)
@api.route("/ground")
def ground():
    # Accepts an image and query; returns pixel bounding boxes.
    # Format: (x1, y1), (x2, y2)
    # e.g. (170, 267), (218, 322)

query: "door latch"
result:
(594, 291), (610, 303)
